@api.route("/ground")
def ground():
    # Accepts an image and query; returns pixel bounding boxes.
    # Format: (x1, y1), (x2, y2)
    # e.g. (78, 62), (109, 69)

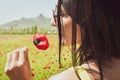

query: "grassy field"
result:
(0, 34), (72, 80)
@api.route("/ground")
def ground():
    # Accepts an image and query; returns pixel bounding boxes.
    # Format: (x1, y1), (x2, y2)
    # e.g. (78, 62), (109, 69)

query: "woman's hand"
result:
(4, 47), (32, 80)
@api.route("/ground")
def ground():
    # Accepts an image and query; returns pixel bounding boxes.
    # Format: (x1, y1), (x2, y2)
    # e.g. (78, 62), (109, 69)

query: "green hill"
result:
(0, 14), (57, 34)
(0, 14), (52, 30)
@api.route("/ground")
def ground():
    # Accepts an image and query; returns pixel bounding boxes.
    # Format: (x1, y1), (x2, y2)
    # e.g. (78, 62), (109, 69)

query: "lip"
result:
(33, 33), (49, 50)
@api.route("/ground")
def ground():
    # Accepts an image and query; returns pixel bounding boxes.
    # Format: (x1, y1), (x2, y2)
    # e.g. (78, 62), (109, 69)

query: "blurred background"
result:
(0, 0), (57, 34)
(0, 0), (72, 80)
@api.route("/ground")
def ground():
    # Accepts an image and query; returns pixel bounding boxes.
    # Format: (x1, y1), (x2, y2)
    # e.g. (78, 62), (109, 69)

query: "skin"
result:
(49, 4), (83, 80)
(51, 5), (81, 46)
(4, 47), (32, 80)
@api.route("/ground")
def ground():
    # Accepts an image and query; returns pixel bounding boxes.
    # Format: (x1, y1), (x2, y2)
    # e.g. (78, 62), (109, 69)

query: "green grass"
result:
(0, 34), (72, 80)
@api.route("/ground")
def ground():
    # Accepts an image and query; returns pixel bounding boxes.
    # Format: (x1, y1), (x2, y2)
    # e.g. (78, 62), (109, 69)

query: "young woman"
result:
(5, 0), (120, 80)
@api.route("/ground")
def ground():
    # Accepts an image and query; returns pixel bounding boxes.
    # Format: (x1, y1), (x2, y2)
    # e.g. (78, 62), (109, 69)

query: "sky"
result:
(0, 0), (56, 25)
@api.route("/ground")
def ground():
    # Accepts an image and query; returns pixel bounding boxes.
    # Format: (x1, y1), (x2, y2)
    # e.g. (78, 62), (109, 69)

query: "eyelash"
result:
(60, 13), (68, 17)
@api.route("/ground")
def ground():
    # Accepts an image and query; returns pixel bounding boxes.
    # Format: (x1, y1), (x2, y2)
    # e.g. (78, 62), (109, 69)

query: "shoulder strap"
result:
(77, 67), (91, 80)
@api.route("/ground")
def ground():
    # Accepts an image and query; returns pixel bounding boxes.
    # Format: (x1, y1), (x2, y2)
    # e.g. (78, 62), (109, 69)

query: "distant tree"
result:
(26, 27), (30, 34)
(31, 25), (38, 34)
(10, 26), (13, 31)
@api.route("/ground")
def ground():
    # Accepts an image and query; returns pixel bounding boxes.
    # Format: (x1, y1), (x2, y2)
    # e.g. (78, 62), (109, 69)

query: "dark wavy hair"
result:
(57, 0), (120, 80)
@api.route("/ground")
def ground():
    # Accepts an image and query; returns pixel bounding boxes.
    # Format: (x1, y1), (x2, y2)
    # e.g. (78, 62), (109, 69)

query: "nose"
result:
(50, 18), (57, 27)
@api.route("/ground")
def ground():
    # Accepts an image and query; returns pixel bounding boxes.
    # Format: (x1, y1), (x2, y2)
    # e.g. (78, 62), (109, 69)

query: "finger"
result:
(18, 47), (29, 63)
(5, 52), (17, 80)
(5, 53), (12, 73)
(6, 52), (12, 63)
(12, 49), (19, 63)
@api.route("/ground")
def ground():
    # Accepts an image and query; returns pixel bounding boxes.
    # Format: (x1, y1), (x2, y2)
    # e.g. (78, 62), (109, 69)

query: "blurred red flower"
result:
(32, 73), (35, 77)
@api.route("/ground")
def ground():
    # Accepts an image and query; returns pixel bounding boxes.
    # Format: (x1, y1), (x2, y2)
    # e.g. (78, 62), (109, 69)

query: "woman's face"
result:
(51, 5), (81, 46)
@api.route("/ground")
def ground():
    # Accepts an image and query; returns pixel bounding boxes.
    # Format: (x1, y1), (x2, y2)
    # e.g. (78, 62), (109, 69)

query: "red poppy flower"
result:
(32, 73), (35, 77)
(33, 33), (49, 50)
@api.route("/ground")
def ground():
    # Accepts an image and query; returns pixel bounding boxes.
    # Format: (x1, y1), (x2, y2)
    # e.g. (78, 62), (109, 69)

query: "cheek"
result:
(62, 17), (72, 25)
(62, 17), (72, 31)
(64, 24), (72, 39)
(62, 17), (81, 45)
(62, 17), (72, 45)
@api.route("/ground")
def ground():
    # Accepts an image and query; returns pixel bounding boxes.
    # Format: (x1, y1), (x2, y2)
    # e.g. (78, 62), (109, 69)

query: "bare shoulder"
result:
(48, 60), (100, 80)
(80, 60), (100, 80)
(48, 67), (80, 80)
(81, 60), (99, 72)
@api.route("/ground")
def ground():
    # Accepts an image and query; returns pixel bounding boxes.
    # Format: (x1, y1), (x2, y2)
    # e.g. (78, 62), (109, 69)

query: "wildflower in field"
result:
(50, 61), (55, 64)
(47, 65), (51, 69)
(32, 60), (35, 63)
(43, 65), (51, 69)
(32, 73), (35, 77)
(58, 66), (62, 69)
(64, 58), (66, 61)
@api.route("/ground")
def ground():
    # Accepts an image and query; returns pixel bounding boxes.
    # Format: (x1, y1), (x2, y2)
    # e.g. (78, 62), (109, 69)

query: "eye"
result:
(60, 13), (68, 17)
(33, 39), (41, 45)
